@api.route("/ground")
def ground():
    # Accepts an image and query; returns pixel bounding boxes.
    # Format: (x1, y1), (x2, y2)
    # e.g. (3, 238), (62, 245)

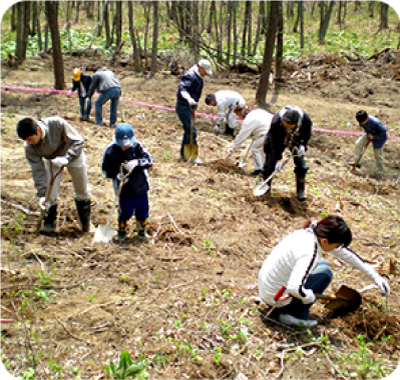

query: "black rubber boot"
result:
(117, 221), (127, 241)
(296, 177), (307, 202)
(40, 205), (57, 234)
(136, 220), (150, 238)
(75, 199), (91, 232)
(223, 124), (235, 138)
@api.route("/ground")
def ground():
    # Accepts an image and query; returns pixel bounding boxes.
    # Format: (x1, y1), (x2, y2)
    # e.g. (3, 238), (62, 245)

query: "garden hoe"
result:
(183, 107), (198, 161)
(36, 165), (64, 234)
(93, 166), (131, 243)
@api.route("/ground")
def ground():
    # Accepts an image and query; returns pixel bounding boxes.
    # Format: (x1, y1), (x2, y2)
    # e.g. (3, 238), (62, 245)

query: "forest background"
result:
(1, 1), (400, 380)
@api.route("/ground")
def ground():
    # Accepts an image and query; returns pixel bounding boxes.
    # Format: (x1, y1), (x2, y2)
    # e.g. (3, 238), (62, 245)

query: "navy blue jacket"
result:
(264, 111), (312, 160)
(359, 116), (387, 149)
(71, 74), (92, 98)
(102, 141), (153, 198)
(176, 65), (204, 105)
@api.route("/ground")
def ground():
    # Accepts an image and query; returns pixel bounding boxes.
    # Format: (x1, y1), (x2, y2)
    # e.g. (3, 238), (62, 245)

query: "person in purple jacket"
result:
(175, 59), (213, 164)
(350, 110), (388, 177)
(102, 123), (153, 240)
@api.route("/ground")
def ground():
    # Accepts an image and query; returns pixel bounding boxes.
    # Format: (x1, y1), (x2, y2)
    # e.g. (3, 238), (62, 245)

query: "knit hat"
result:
(115, 123), (135, 147)
(72, 68), (82, 81)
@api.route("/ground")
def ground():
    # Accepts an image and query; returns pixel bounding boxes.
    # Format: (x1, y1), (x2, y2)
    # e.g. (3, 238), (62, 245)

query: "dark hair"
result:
(282, 109), (299, 125)
(16, 118), (38, 140)
(205, 94), (216, 105)
(304, 215), (352, 247)
(356, 110), (368, 123)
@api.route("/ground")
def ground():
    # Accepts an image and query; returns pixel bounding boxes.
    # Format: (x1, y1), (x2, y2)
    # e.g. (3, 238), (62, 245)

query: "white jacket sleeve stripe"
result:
(298, 243), (318, 297)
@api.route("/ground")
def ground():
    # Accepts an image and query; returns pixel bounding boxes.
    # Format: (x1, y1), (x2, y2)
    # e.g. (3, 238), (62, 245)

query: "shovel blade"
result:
(237, 158), (247, 168)
(253, 180), (270, 197)
(183, 144), (198, 161)
(93, 224), (116, 243)
(324, 285), (362, 318)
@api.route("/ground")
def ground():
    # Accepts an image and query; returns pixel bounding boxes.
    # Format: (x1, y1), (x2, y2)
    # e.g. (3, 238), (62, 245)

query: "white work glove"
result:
(373, 274), (390, 297)
(38, 197), (47, 211)
(51, 156), (70, 167)
(188, 98), (197, 107)
(275, 161), (284, 172)
(297, 145), (305, 156)
(124, 159), (139, 172)
(227, 148), (234, 157)
(301, 289), (316, 304)
(213, 125), (220, 133)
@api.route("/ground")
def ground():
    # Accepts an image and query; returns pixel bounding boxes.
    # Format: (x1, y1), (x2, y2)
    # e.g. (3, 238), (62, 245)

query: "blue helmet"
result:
(115, 123), (134, 146)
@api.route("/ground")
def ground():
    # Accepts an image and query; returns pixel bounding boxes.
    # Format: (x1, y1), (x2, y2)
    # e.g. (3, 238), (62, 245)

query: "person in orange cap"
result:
(68, 68), (92, 121)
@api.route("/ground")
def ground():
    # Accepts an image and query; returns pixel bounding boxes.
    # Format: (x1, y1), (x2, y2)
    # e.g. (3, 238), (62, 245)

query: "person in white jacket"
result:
(258, 215), (390, 328)
(228, 106), (273, 176)
(205, 90), (245, 137)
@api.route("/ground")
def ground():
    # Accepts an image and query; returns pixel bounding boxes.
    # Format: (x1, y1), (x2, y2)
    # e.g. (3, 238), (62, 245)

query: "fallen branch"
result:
(55, 316), (90, 344)
(1, 199), (38, 216)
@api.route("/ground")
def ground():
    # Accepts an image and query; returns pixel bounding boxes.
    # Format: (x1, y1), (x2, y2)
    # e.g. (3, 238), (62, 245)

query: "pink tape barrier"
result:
(2, 85), (399, 140)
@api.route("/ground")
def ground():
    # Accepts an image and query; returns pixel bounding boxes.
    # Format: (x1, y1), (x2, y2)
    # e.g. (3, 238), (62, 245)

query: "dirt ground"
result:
(1, 50), (400, 379)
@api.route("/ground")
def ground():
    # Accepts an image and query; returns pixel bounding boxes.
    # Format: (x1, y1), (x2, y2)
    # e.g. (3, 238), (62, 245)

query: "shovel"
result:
(183, 107), (198, 161)
(237, 141), (253, 168)
(349, 139), (371, 173)
(93, 166), (130, 243)
(253, 149), (300, 197)
(275, 284), (362, 318)
(36, 164), (64, 234)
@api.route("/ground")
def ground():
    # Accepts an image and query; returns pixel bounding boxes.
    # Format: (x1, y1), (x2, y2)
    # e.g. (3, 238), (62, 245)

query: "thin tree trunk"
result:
(128, 1), (142, 72)
(45, 1), (65, 90)
(150, 1), (159, 76)
(318, 1), (335, 45)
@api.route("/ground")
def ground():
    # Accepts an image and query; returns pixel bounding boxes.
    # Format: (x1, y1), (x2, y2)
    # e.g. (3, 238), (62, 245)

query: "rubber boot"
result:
(296, 176), (307, 202)
(136, 220), (150, 238)
(223, 124), (235, 138)
(75, 199), (91, 232)
(117, 221), (127, 241)
(40, 205), (57, 234)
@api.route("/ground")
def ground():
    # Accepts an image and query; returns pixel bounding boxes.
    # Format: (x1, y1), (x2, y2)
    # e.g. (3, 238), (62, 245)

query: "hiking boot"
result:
(136, 220), (150, 238)
(191, 157), (203, 165)
(39, 204), (57, 235)
(279, 314), (318, 328)
(117, 221), (127, 241)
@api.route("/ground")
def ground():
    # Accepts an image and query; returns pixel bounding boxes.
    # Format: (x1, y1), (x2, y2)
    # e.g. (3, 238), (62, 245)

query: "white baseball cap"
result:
(198, 59), (213, 76)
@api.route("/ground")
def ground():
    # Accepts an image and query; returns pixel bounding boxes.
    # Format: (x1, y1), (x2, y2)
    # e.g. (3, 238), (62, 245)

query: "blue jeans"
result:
(79, 96), (92, 118)
(176, 101), (197, 158)
(95, 87), (121, 126)
(279, 259), (333, 320)
(118, 192), (149, 223)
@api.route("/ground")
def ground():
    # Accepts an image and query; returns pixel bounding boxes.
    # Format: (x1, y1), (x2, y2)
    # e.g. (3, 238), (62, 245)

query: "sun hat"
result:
(198, 59), (213, 76)
(72, 68), (82, 81)
(115, 123), (135, 147)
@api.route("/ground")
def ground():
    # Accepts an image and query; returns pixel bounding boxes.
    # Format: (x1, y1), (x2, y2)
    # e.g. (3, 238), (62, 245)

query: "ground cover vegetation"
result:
(1, 1), (400, 379)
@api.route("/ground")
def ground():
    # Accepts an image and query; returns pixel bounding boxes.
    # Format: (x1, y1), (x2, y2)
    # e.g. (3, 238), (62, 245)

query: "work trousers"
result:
(95, 87), (121, 126)
(78, 96), (92, 118)
(44, 152), (91, 206)
(278, 259), (333, 320)
(353, 134), (385, 174)
(263, 149), (309, 180)
(251, 135), (266, 171)
(118, 192), (149, 223)
(176, 101), (197, 159)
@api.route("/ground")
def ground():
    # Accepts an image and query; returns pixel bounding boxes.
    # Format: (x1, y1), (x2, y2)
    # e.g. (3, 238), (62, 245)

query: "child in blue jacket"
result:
(68, 68), (92, 121)
(102, 123), (153, 240)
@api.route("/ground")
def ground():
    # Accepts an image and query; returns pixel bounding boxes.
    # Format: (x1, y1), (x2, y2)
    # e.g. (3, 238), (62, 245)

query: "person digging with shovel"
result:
(258, 215), (390, 328)
(102, 123), (153, 241)
(348, 110), (388, 179)
(261, 105), (312, 201)
(175, 59), (213, 164)
(227, 105), (273, 177)
(16, 117), (92, 234)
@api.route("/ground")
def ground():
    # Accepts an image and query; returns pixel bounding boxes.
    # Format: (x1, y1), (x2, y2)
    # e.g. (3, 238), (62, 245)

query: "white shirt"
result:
(258, 227), (380, 307)
(233, 109), (273, 151)
(215, 90), (245, 126)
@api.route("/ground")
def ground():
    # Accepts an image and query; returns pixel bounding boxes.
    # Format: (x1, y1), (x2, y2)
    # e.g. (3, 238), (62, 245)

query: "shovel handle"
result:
(273, 286), (337, 302)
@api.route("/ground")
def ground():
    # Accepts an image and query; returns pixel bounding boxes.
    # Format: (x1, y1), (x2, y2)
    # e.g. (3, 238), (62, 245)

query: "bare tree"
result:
(45, 1), (64, 90)
(151, 1), (159, 75)
(318, 1), (335, 45)
(15, 1), (30, 65)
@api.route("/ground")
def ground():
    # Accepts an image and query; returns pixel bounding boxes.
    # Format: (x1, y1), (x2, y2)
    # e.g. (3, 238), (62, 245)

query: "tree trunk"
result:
(379, 3), (389, 31)
(256, 1), (280, 107)
(252, 1), (265, 56)
(150, 1), (159, 76)
(299, 1), (304, 49)
(15, 1), (30, 65)
(115, 1), (122, 48)
(128, 1), (142, 72)
(318, 1), (335, 45)
(45, 1), (65, 90)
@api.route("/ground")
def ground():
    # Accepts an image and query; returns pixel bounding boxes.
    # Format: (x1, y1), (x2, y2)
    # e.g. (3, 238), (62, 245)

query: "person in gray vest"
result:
(16, 116), (91, 234)
(88, 67), (121, 127)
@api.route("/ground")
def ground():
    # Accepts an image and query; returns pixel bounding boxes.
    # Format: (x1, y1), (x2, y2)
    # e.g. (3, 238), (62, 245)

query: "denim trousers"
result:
(176, 101), (197, 158)
(95, 87), (121, 126)
(79, 96), (92, 118)
(118, 192), (149, 223)
(278, 259), (333, 320)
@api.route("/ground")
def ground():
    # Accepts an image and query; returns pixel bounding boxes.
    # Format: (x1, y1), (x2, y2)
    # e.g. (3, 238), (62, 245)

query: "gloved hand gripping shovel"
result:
(93, 166), (131, 243)
(237, 141), (253, 168)
(253, 148), (300, 197)
(36, 164), (64, 234)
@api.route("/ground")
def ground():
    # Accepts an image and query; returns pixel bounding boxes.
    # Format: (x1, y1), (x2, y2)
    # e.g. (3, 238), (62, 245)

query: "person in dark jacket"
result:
(88, 67), (121, 127)
(102, 123), (153, 240)
(68, 68), (92, 121)
(262, 105), (312, 201)
(175, 59), (213, 164)
(349, 110), (388, 177)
